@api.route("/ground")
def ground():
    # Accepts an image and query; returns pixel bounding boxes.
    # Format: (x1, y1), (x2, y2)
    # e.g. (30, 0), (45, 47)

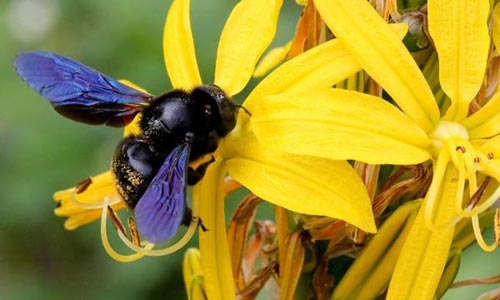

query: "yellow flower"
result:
(252, 0), (499, 299)
(56, 0), (380, 299)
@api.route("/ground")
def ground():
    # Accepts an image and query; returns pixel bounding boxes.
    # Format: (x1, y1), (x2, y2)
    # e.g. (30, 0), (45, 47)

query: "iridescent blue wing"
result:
(134, 143), (190, 244)
(14, 51), (153, 127)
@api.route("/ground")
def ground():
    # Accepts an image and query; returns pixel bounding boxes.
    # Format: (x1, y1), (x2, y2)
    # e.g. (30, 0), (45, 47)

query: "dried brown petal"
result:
(354, 162), (380, 202)
(373, 164), (431, 216)
(237, 262), (277, 300)
(310, 257), (334, 300)
(288, 0), (327, 58)
(279, 231), (307, 300)
(227, 194), (262, 290)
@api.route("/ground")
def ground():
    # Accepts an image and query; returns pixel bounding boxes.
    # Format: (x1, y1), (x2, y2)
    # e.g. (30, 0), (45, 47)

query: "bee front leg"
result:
(181, 207), (208, 232)
(187, 155), (216, 185)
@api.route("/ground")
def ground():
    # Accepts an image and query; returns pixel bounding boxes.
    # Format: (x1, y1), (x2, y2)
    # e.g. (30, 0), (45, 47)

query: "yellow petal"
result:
(332, 200), (421, 300)
(222, 130), (377, 233)
(387, 164), (457, 300)
(183, 248), (206, 300)
(429, 0), (490, 121)
(245, 39), (361, 110)
(494, 3), (500, 56)
(163, 0), (202, 90)
(245, 23), (408, 111)
(463, 91), (500, 138)
(193, 161), (235, 300)
(253, 41), (292, 78)
(214, 0), (283, 96)
(314, 0), (439, 133)
(118, 79), (151, 95)
(118, 79), (149, 137)
(251, 88), (432, 164)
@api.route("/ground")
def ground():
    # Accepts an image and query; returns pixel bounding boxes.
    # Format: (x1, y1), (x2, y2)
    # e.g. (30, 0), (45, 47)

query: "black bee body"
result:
(111, 84), (237, 209)
(14, 51), (238, 243)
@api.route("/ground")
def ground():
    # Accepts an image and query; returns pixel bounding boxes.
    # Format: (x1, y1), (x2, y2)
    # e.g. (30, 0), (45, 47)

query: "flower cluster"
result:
(51, 0), (499, 300)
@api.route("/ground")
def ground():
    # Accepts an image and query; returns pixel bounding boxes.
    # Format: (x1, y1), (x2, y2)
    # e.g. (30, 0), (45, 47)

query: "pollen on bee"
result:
(126, 169), (143, 186)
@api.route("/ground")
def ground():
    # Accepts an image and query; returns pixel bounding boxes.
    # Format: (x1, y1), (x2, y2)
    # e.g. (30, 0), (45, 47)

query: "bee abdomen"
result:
(111, 158), (149, 208)
(111, 137), (158, 208)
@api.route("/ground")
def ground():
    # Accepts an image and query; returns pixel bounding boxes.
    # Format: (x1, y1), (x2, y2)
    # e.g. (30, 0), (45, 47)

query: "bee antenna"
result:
(234, 104), (252, 116)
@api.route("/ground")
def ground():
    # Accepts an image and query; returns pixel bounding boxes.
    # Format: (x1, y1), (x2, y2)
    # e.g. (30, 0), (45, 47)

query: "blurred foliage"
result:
(0, 0), (497, 299)
(0, 0), (300, 299)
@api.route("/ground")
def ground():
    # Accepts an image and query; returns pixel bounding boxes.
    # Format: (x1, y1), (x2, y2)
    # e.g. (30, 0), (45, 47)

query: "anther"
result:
(128, 217), (141, 247)
(107, 206), (127, 237)
(456, 146), (466, 153)
(487, 152), (494, 160)
(468, 177), (491, 209)
(474, 157), (481, 163)
(76, 177), (93, 194)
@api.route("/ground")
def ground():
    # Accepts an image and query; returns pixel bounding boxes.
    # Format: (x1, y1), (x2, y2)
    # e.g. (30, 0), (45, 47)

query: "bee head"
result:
(191, 84), (237, 137)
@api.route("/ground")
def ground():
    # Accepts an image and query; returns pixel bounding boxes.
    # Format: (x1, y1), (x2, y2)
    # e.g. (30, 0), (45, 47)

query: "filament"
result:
(472, 214), (497, 252)
(116, 220), (197, 256)
(71, 190), (121, 209)
(102, 193), (201, 258)
(100, 197), (152, 262)
(424, 148), (460, 230)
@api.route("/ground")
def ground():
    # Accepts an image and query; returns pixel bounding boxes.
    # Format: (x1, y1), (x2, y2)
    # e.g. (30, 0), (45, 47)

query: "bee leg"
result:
(181, 207), (209, 232)
(187, 155), (216, 185)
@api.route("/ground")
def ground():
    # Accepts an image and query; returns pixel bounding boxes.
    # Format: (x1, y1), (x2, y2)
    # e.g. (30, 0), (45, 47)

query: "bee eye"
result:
(204, 104), (212, 116)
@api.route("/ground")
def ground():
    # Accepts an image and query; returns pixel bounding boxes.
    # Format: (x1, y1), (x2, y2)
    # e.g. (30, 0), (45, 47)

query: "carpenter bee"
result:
(14, 51), (238, 244)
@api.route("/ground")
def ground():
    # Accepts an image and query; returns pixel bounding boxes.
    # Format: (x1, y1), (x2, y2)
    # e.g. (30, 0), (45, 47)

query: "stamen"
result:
(471, 214), (497, 252)
(461, 143), (477, 192)
(455, 146), (466, 153)
(475, 152), (491, 172)
(107, 206), (127, 238)
(116, 218), (198, 256)
(424, 148), (460, 230)
(487, 152), (494, 160)
(100, 197), (151, 262)
(454, 160), (467, 218)
(75, 177), (93, 194)
(128, 217), (141, 247)
(458, 185), (500, 218)
(114, 196), (201, 257)
(71, 190), (121, 209)
(468, 178), (490, 209)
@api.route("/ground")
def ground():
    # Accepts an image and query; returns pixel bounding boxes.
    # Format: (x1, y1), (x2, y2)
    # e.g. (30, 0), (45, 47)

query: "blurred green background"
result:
(0, 1), (498, 299)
